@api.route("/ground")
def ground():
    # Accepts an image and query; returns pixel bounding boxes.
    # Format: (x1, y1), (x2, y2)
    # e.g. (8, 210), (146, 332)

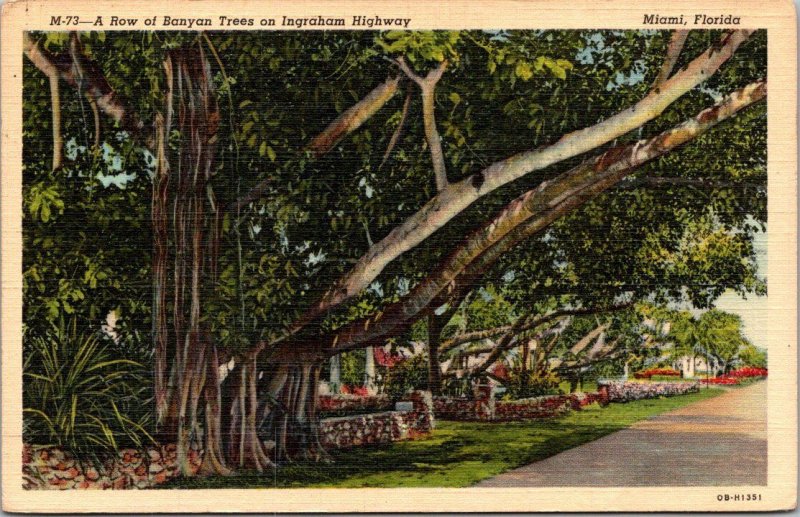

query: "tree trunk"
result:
(256, 359), (329, 464)
(225, 355), (274, 471)
(148, 44), (228, 475)
(199, 342), (231, 475)
(427, 312), (444, 395)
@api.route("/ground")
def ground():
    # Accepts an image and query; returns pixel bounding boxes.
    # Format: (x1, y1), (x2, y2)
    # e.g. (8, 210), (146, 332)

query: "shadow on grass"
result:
(160, 388), (724, 489)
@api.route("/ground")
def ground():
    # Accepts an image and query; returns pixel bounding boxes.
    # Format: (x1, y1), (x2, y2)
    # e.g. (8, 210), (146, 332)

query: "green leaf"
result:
(515, 62), (533, 81)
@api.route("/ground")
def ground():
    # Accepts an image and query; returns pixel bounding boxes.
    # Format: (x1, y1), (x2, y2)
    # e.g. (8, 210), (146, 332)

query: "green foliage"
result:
(737, 344), (767, 369)
(381, 355), (429, 400)
(23, 320), (154, 456)
(503, 364), (562, 400)
(339, 350), (366, 387)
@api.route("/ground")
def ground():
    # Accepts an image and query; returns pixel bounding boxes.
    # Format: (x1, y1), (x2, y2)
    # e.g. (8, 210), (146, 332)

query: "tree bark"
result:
(652, 30), (690, 90)
(307, 76), (400, 157)
(395, 57), (449, 191)
(440, 304), (632, 354)
(48, 73), (62, 171)
(427, 312), (444, 395)
(147, 45), (227, 475)
(23, 33), (148, 143)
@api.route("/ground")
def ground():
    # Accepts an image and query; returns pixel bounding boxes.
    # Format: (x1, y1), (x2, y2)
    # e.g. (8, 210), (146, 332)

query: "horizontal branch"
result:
(285, 30), (753, 338)
(282, 79), (766, 361)
(440, 303), (632, 355)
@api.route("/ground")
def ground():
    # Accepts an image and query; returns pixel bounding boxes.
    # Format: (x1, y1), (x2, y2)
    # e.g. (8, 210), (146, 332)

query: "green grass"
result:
(163, 387), (722, 489)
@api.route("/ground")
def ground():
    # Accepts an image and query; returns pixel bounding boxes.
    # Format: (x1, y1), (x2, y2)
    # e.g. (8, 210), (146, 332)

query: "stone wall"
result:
(23, 391), (434, 490)
(599, 380), (700, 402)
(433, 391), (609, 422)
(317, 393), (393, 416)
(319, 390), (434, 449)
(23, 443), (201, 490)
(432, 396), (495, 421)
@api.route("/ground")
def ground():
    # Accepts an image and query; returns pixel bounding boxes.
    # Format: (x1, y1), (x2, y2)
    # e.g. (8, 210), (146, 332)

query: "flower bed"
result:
(599, 381), (700, 402)
(728, 366), (768, 378)
(633, 367), (681, 380)
(700, 366), (767, 385)
(702, 377), (740, 385)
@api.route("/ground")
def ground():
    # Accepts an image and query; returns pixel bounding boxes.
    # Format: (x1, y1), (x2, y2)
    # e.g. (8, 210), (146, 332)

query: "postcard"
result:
(1, 0), (796, 512)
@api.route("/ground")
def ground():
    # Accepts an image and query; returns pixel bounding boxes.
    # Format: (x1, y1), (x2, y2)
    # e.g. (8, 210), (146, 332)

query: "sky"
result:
(692, 228), (768, 349)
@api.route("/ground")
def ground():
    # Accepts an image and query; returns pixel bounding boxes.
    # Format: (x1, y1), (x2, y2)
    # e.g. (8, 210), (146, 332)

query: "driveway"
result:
(477, 381), (767, 486)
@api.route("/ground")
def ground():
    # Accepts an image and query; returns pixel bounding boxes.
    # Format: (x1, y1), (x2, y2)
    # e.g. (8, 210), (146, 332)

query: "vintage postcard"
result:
(0, 0), (796, 512)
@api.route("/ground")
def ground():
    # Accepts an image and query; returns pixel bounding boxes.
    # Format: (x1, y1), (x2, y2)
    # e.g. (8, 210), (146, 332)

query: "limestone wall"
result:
(23, 391), (434, 490)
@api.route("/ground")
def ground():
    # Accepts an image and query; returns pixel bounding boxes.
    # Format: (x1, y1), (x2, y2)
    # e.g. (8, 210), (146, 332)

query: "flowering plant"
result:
(340, 385), (370, 396)
(633, 367), (681, 379)
(728, 366), (768, 378)
(701, 366), (767, 385)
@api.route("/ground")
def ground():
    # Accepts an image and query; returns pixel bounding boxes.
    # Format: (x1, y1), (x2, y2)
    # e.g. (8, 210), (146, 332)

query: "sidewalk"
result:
(477, 381), (767, 486)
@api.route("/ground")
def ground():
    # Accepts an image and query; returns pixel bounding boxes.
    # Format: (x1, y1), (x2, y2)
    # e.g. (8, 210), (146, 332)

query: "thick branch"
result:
(280, 79), (765, 361)
(556, 337), (623, 372)
(283, 31), (753, 338)
(473, 320), (568, 375)
(652, 30), (690, 91)
(306, 76), (400, 157)
(227, 76), (401, 215)
(569, 324), (608, 355)
(463, 304), (630, 375)
(396, 58), (449, 191)
(23, 33), (146, 144)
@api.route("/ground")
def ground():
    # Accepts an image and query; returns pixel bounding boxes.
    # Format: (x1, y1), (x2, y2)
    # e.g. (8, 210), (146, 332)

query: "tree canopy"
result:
(22, 29), (767, 473)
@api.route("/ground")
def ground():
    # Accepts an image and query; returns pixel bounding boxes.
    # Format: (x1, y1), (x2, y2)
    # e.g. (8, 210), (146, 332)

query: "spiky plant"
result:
(23, 319), (154, 457)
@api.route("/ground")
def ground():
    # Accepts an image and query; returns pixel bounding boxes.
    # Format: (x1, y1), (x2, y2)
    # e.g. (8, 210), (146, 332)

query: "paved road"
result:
(477, 381), (767, 487)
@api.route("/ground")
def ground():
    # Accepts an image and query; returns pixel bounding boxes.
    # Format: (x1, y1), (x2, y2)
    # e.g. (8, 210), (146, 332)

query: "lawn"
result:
(163, 387), (723, 489)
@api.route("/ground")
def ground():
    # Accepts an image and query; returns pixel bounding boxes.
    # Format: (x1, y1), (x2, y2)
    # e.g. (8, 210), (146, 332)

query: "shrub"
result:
(504, 368), (562, 400)
(23, 320), (154, 457)
(633, 367), (681, 379)
(381, 354), (428, 400)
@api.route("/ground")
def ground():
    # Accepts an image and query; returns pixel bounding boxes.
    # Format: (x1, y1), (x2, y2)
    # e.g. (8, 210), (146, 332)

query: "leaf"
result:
(556, 59), (574, 70)
(515, 62), (533, 81)
(449, 92), (461, 105)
